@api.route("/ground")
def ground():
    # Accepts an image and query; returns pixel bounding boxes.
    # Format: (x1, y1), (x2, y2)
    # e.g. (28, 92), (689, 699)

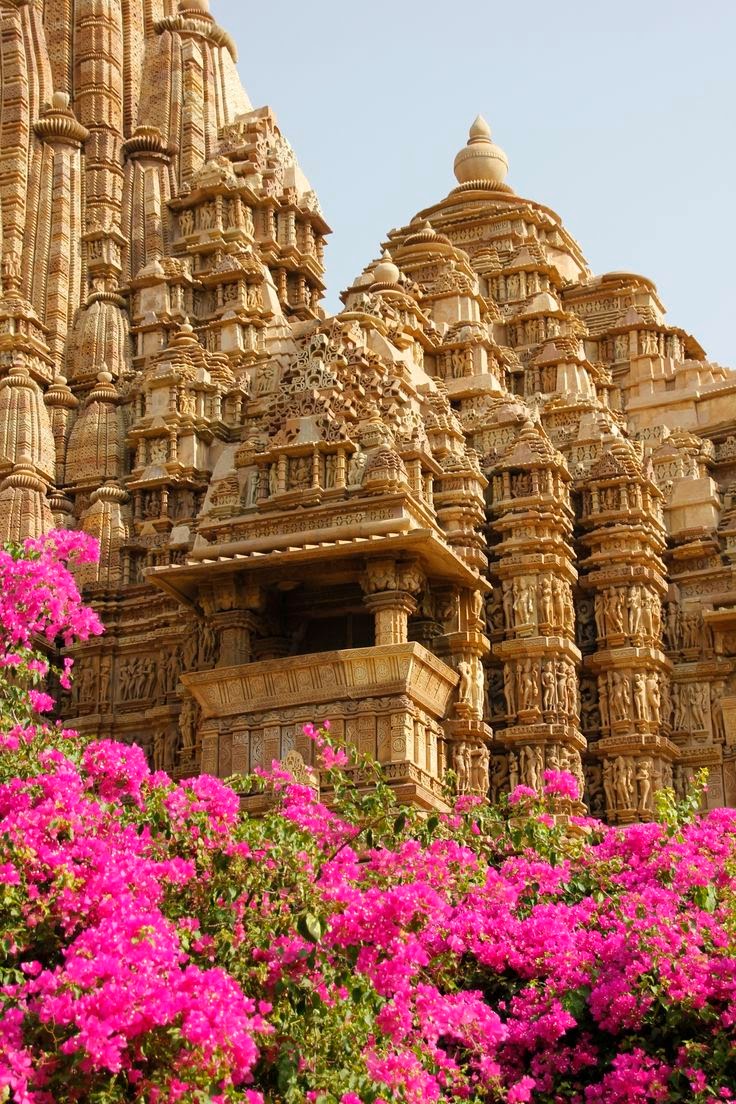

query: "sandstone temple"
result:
(2, 0), (736, 821)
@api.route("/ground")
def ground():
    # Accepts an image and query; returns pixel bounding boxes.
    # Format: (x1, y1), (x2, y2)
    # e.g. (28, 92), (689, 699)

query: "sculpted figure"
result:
(502, 581), (514, 630)
(642, 591), (656, 638)
(555, 661), (567, 712)
(471, 744), (490, 794)
(539, 577), (554, 626)
(598, 676), (610, 729)
(471, 589), (484, 628)
(660, 678), (672, 727)
(673, 685), (687, 730)
(603, 760), (616, 812)
(605, 589), (623, 634)
(179, 209), (194, 236)
(645, 672), (661, 721)
(504, 664), (516, 715)
(614, 756), (634, 808)
(565, 665), (578, 718)
(633, 672), (648, 722)
(269, 463), (280, 496)
(611, 672), (630, 722)
(98, 660), (111, 705)
(628, 586), (643, 636)
(665, 602), (680, 649)
(508, 751), (519, 792)
(152, 730), (166, 772)
(637, 757), (653, 812)
(244, 470), (260, 506)
(552, 578), (566, 631)
(492, 754), (509, 799)
(711, 684), (726, 743)
(348, 447), (367, 486)
(454, 743), (472, 793)
(521, 745), (543, 792)
(521, 659), (540, 711)
(690, 684), (706, 730)
(594, 593), (606, 640)
(650, 595), (662, 640)
(541, 661), (557, 712)
(457, 662), (473, 708)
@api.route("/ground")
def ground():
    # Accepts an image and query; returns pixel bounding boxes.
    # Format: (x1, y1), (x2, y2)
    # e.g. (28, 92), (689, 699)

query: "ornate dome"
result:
(453, 115), (509, 187)
(65, 370), (125, 489)
(0, 363), (56, 482)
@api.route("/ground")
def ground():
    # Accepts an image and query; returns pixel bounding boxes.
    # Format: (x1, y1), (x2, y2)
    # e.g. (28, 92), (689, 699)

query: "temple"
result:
(2, 0), (736, 820)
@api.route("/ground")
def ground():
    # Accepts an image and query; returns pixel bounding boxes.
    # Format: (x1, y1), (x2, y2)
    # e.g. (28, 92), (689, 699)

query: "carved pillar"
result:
(579, 441), (674, 824)
(361, 559), (423, 647)
(486, 422), (585, 809)
(363, 590), (417, 646)
(211, 610), (260, 668)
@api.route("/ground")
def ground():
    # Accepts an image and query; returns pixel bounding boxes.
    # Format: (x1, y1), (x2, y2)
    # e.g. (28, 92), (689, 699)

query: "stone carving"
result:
(8, 7), (732, 823)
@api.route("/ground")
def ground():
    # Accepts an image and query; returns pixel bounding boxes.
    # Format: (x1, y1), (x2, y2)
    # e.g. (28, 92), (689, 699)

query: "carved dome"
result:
(65, 371), (126, 488)
(79, 483), (129, 587)
(0, 458), (53, 542)
(0, 363), (56, 482)
(66, 296), (131, 384)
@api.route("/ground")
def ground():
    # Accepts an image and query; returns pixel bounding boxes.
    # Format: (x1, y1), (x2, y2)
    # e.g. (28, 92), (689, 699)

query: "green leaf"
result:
(394, 812), (407, 834)
(297, 911), (323, 943)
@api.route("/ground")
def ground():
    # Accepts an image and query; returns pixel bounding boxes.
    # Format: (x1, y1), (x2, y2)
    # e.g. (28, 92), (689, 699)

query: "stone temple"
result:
(2, 0), (736, 822)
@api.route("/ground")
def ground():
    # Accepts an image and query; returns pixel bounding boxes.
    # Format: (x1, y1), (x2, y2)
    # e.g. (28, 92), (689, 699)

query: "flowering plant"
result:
(1, 534), (736, 1102)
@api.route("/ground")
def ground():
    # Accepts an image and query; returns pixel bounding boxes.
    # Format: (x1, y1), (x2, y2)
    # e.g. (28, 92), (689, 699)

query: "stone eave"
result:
(147, 526), (488, 608)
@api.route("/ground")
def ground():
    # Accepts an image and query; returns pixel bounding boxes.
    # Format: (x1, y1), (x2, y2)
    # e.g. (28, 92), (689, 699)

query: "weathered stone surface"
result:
(2, 10), (735, 817)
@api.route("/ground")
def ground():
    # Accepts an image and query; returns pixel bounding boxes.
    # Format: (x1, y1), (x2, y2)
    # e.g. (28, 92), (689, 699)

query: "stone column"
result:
(211, 610), (260, 668)
(363, 590), (417, 646)
(361, 559), (424, 647)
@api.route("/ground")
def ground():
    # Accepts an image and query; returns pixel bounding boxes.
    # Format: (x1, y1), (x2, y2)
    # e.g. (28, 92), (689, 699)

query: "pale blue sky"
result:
(216, 0), (735, 366)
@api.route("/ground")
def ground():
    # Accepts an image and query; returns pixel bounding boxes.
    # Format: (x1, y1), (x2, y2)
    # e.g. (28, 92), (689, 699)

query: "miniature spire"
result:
(453, 115), (509, 186)
(372, 250), (401, 287)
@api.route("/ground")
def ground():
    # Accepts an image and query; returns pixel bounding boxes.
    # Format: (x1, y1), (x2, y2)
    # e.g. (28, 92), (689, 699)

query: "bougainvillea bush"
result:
(1, 534), (736, 1103)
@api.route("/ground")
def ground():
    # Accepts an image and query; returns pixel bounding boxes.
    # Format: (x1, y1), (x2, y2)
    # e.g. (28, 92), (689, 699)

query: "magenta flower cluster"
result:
(1, 534), (735, 1103)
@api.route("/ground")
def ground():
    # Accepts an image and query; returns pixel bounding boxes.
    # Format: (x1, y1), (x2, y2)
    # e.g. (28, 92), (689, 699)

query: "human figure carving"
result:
(508, 751), (519, 793)
(594, 593), (606, 640)
(565, 665), (578, 718)
(690, 684), (706, 730)
(502, 581), (514, 631)
(541, 660), (557, 712)
(628, 586), (643, 636)
(471, 744), (490, 794)
(457, 662), (473, 709)
(598, 677), (610, 729)
(711, 684), (726, 743)
(552, 578), (566, 631)
(348, 448), (367, 486)
(504, 664), (516, 715)
(636, 757), (653, 812)
(665, 602), (680, 649)
(611, 673), (630, 722)
(519, 659), (539, 711)
(454, 742), (472, 793)
(539, 576), (554, 626)
(614, 756), (634, 808)
(633, 672), (648, 722)
(603, 760), (616, 812)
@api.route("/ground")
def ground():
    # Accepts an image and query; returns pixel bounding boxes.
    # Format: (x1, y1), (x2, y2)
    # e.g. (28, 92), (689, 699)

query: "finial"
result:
(469, 115), (491, 141)
(372, 250), (401, 287)
(453, 115), (509, 187)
